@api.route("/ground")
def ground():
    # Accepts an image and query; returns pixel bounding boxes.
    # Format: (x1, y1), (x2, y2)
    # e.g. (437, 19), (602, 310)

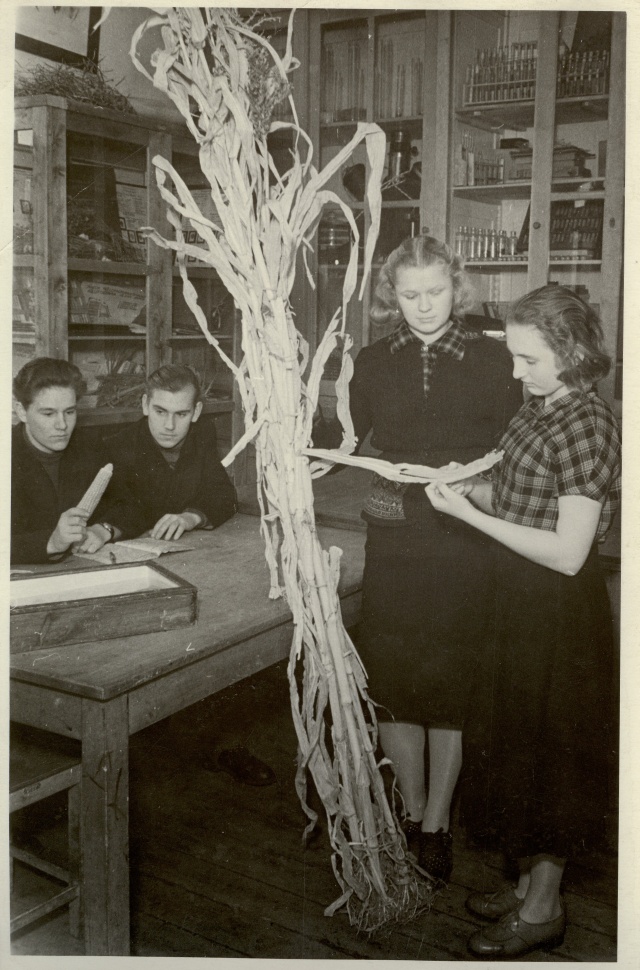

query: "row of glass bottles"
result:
(454, 132), (507, 186)
(455, 226), (523, 261)
(463, 43), (538, 105)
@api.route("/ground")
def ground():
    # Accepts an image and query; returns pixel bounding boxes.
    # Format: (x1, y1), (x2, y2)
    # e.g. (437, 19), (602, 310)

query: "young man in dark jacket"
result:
(11, 357), (142, 564)
(105, 364), (273, 787)
(105, 363), (236, 540)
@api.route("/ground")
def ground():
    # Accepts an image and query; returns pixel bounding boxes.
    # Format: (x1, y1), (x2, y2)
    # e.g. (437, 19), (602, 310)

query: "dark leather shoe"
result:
(468, 908), (566, 959)
(418, 829), (453, 882)
(400, 818), (422, 858)
(466, 885), (522, 920)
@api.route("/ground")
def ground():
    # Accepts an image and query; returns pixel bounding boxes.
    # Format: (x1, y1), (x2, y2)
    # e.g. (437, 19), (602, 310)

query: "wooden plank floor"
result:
(10, 658), (618, 961)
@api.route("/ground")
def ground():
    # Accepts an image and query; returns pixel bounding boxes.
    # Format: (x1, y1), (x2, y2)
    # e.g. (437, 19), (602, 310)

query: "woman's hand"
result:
(425, 481), (474, 519)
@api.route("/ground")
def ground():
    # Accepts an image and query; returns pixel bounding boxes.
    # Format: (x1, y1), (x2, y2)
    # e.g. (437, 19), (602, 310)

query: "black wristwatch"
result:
(99, 522), (116, 543)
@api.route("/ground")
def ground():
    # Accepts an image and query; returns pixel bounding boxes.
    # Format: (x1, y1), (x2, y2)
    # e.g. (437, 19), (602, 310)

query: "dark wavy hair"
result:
(370, 234), (475, 329)
(13, 357), (85, 407)
(145, 363), (202, 405)
(506, 284), (611, 391)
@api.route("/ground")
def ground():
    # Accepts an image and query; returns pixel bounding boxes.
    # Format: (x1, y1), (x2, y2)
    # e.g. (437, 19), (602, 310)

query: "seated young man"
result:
(106, 364), (274, 786)
(105, 363), (236, 539)
(11, 358), (142, 565)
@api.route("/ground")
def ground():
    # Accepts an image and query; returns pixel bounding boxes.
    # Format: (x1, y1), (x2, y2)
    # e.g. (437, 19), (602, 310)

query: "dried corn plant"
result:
(129, 6), (432, 931)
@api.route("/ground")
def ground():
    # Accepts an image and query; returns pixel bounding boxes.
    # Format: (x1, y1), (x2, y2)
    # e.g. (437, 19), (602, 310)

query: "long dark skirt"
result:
(356, 519), (495, 728)
(461, 544), (615, 860)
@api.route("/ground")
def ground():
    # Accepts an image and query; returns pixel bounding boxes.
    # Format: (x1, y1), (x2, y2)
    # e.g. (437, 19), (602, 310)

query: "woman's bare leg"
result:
(378, 722), (426, 820)
(422, 727), (462, 832)
(518, 855), (565, 922)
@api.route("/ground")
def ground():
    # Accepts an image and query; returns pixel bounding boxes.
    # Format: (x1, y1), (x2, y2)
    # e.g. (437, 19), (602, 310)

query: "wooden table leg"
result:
(80, 695), (130, 955)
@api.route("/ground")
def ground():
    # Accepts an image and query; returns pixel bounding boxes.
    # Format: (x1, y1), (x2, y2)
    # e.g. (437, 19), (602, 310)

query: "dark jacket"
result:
(350, 330), (522, 466)
(11, 426), (143, 564)
(349, 330), (523, 535)
(105, 417), (236, 535)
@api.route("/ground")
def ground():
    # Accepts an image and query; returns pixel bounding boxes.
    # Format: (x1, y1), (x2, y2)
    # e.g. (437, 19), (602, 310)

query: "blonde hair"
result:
(370, 235), (474, 329)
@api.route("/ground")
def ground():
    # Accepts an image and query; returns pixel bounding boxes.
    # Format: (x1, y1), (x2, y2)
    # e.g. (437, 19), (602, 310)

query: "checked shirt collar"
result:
(389, 318), (468, 397)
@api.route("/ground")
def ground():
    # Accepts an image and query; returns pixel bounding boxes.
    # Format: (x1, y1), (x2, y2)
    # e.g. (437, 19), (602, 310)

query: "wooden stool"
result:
(10, 725), (82, 939)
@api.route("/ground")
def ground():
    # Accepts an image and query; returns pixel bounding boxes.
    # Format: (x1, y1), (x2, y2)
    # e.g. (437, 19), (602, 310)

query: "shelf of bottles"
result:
(455, 226), (522, 263)
(463, 42), (538, 106)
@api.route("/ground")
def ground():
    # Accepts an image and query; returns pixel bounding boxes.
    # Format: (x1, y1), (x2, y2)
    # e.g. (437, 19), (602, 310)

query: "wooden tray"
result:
(10, 562), (197, 653)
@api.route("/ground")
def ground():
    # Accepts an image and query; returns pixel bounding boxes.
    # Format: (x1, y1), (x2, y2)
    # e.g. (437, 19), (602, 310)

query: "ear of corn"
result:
(130, 8), (433, 932)
(77, 463), (113, 516)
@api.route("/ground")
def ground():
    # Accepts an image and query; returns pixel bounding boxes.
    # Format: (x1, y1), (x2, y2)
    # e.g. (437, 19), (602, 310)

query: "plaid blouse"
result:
(389, 318), (473, 396)
(492, 389), (621, 540)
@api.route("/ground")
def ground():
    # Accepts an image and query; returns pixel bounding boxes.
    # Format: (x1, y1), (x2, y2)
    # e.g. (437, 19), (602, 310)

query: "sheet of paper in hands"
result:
(303, 448), (504, 483)
(75, 537), (195, 566)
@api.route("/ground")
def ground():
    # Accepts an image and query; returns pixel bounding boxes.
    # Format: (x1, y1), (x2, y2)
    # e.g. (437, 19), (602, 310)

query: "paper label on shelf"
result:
(69, 279), (146, 329)
(115, 181), (148, 259)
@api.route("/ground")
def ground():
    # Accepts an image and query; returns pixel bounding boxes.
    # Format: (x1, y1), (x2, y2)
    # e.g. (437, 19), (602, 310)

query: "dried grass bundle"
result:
(129, 7), (433, 931)
(15, 62), (135, 114)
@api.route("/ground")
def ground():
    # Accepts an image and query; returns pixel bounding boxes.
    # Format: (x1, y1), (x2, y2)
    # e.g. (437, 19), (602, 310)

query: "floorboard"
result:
(10, 658), (619, 961)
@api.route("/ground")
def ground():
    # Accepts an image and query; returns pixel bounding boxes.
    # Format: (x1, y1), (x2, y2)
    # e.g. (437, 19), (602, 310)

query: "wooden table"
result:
(10, 514), (365, 955)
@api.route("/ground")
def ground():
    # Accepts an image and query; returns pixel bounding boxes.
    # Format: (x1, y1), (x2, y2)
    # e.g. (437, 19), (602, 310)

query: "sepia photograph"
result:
(4, 3), (636, 966)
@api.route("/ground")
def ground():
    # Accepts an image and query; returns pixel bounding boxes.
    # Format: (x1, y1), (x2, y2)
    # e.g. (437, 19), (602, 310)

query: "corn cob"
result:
(77, 463), (113, 516)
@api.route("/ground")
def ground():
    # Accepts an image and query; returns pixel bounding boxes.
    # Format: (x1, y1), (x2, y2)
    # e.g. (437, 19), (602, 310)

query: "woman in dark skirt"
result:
(349, 235), (522, 881)
(426, 284), (621, 957)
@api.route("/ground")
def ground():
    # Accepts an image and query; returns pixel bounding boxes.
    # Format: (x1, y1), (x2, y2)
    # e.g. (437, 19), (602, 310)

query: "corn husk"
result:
(130, 7), (433, 932)
(303, 448), (505, 483)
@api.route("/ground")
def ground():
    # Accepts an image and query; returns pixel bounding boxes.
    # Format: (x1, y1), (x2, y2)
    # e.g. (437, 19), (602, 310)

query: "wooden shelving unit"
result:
(12, 95), (239, 426)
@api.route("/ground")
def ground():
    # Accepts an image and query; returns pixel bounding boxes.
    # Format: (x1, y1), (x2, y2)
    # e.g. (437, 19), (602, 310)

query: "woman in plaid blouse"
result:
(427, 284), (621, 959)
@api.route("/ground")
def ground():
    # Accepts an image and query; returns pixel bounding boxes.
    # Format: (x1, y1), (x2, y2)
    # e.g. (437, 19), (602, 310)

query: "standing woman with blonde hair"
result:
(348, 234), (522, 881)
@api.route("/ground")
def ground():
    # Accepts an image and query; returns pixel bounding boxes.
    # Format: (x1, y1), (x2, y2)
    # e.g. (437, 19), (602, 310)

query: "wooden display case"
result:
(12, 95), (239, 428)
(306, 10), (624, 411)
(443, 10), (624, 406)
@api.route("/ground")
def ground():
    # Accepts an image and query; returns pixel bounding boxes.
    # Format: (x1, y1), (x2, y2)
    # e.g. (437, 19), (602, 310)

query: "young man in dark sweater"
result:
(106, 364), (274, 787)
(105, 363), (236, 540)
(11, 357), (141, 564)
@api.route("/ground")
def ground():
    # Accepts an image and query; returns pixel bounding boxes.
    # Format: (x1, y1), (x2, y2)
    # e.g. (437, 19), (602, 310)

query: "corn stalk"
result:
(130, 7), (432, 931)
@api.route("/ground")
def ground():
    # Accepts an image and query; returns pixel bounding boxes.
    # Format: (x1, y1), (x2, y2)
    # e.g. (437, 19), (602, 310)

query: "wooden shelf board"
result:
(454, 181), (532, 202)
(69, 333), (146, 341)
(457, 95), (609, 132)
(170, 333), (234, 341)
(68, 260), (147, 276)
(465, 260), (528, 269)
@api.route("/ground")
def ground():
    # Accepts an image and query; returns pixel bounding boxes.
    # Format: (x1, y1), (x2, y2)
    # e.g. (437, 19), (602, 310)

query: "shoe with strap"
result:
(466, 884), (523, 920)
(468, 907), (566, 959)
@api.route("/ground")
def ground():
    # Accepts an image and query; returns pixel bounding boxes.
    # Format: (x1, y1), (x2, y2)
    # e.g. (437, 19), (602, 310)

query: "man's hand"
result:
(150, 511), (201, 541)
(74, 523), (112, 554)
(47, 507), (89, 556)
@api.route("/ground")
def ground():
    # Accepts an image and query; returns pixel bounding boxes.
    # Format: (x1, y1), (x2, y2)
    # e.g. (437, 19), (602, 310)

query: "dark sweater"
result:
(105, 417), (236, 535)
(349, 330), (523, 532)
(11, 426), (143, 564)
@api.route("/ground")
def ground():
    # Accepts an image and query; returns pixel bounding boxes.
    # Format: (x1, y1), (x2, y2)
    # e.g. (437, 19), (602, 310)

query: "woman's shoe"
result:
(400, 818), (422, 858)
(417, 828), (453, 882)
(466, 885), (522, 920)
(468, 908), (566, 959)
